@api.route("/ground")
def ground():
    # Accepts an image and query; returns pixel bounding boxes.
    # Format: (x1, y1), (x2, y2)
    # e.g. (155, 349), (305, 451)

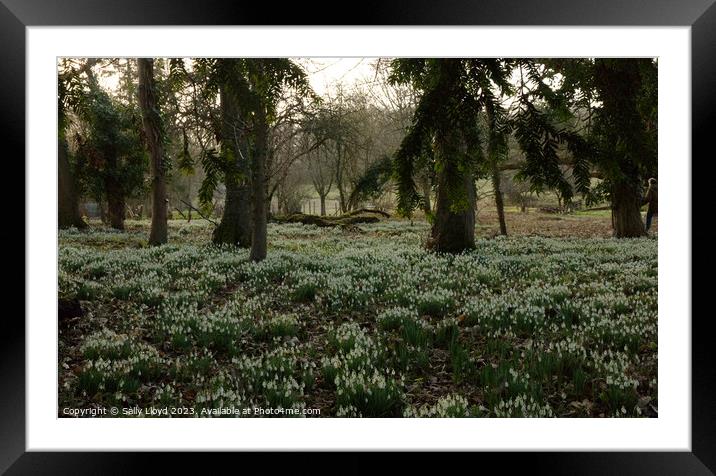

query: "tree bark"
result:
(137, 58), (168, 245)
(212, 81), (252, 246)
(429, 132), (475, 253)
(250, 105), (269, 262)
(335, 143), (350, 213)
(491, 163), (507, 235)
(105, 177), (125, 230)
(214, 178), (252, 246)
(593, 59), (654, 238)
(58, 135), (87, 229)
(611, 180), (646, 238)
(98, 196), (107, 224)
(319, 194), (327, 216)
(337, 181), (348, 214)
(421, 174), (432, 215)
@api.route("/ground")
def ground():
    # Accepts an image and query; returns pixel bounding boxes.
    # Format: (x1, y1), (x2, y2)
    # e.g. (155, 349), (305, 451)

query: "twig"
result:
(179, 199), (218, 227)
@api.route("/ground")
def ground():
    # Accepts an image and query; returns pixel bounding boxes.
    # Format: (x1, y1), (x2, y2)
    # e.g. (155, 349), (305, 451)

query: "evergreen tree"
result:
(184, 59), (314, 260)
(553, 58), (657, 237)
(73, 83), (148, 230)
(389, 59), (514, 252)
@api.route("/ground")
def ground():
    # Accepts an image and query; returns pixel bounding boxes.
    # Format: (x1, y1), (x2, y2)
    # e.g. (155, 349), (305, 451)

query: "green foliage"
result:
(347, 155), (394, 207)
(552, 58), (658, 195)
(72, 85), (148, 202)
(415, 288), (454, 317)
(197, 147), (227, 206)
(292, 281), (318, 303)
(264, 313), (300, 338)
(512, 99), (574, 200)
(335, 370), (404, 417)
(389, 58), (599, 218)
(176, 127), (194, 174)
(376, 307), (415, 332)
(449, 340), (474, 384)
(403, 394), (472, 418)
(434, 318), (459, 347)
(186, 59), (316, 207)
(390, 59), (501, 217)
(232, 344), (316, 412)
(390, 58), (657, 218)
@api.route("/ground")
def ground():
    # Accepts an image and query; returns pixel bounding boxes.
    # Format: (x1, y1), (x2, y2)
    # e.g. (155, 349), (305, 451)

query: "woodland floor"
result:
(58, 208), (658, 418)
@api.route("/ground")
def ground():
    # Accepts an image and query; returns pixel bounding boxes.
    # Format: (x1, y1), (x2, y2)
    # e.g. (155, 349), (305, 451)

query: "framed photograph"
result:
(5, 0), (711, 472)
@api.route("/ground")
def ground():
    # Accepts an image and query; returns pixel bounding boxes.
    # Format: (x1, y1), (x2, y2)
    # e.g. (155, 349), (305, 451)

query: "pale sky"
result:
(295, 57), (380, 96)
(93, 57), (382, 100)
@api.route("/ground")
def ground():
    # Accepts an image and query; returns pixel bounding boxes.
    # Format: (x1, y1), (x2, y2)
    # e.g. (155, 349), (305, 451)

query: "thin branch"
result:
(179, 199), (218, 227)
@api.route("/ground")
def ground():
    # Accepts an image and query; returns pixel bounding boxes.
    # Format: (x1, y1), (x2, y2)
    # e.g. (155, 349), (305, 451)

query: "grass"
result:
(58, 217), (657, 418)
(572, 208), (612, 218)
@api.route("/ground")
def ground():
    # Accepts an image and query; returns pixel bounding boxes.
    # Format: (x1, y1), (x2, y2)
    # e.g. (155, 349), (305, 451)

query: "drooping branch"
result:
(498, 159), (603, 179)
(180, 199), (218, 227)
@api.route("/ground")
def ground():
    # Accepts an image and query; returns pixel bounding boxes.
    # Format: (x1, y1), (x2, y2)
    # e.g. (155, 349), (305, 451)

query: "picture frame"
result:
(4, 0), (710, 472)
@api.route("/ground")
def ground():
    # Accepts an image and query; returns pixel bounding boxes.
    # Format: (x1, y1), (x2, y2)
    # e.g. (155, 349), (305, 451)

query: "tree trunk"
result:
(592, 59), (652, 239)
(335, 144), (349, 213)
(319, 194), (327, 216)
(98, 196), (107, 224)
(138, 58), (168, 246)
(267, 189), (275, 218)
(429, 133), (475, 253)
(337, 181), (348, 214)
(105, 178), (125, 230)
(250, 105), (269, 262)
(611, 180), (646, 238)
(421, 174), (432, 215)
(214, 178), (252, 246)
(491, 163), (507, 235)
(58, 135), (87, 229)
(213, 82), (252, 246)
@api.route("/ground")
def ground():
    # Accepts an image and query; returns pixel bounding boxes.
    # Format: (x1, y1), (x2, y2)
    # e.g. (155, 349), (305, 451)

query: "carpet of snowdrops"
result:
(58, 219), (657, 418)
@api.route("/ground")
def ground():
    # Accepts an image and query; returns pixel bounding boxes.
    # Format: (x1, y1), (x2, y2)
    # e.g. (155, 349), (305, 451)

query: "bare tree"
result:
(307, 143), (334, 216)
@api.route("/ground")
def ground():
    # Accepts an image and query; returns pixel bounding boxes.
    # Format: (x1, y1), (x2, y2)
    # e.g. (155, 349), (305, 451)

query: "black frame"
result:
(3, 0), (712, 473)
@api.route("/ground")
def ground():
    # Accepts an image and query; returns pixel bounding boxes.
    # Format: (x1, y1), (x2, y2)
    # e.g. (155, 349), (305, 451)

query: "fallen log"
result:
(339, 215), (380, 225)
(343, 208), (391, 218)
(539, 206), (562, 214)
(280, 214), (335, 227)
(272, 213), (381, 227)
